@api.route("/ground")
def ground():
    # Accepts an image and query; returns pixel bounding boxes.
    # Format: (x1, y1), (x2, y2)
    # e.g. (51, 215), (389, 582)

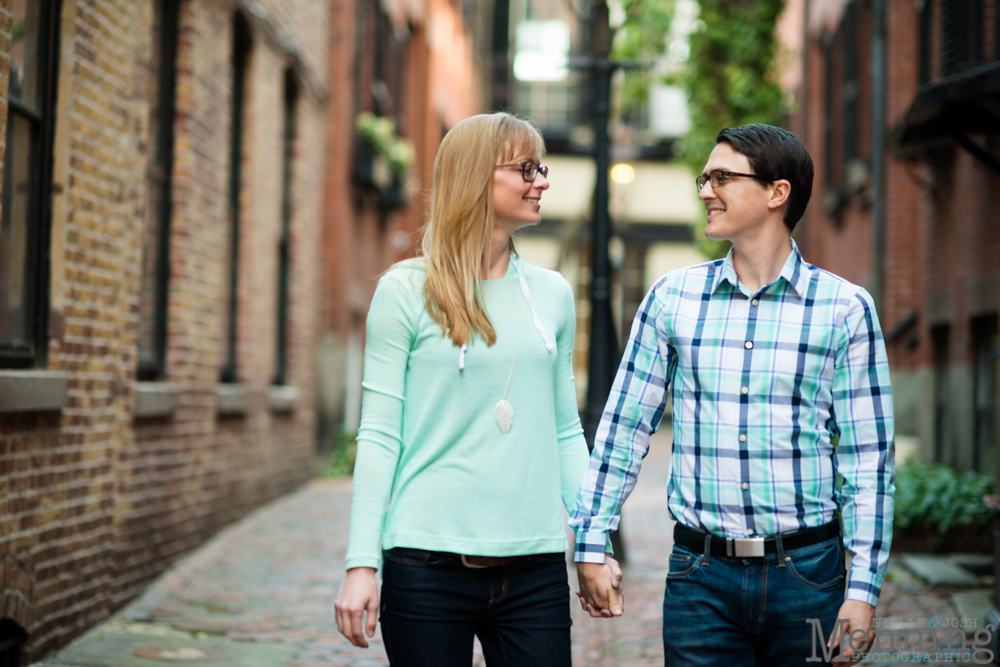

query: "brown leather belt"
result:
(385, 547), (562, 569)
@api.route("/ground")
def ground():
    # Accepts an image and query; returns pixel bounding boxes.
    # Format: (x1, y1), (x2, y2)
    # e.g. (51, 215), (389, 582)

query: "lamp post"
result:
(582, 0), (626, 561)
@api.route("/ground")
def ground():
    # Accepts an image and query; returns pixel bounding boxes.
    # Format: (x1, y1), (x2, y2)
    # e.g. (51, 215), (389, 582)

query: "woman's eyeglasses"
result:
(496, 161), (549, 183)
(696, 169), (771, 191)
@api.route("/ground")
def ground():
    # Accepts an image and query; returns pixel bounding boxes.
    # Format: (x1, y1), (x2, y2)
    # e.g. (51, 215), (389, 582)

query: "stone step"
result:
(950, 590), (993, 637)
(949, 553), (994, 577)
(899, 554), (981, 587)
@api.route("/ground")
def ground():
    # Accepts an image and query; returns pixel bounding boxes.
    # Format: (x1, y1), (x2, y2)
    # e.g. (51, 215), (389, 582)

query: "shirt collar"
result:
(711, 238), (809, 297)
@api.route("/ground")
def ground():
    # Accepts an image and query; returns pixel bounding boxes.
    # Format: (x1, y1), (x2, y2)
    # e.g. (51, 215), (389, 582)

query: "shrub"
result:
(323, 431), (358, 478)
(893, 459), (994, 535)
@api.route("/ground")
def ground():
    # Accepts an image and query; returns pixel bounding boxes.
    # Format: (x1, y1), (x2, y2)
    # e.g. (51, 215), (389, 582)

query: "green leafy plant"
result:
(893, 459), (994, 536)
(678, 0), (787, 259)
(612, 0), (675, 120)
(323, 431), (358, 478)
(355, 112), (415, 178)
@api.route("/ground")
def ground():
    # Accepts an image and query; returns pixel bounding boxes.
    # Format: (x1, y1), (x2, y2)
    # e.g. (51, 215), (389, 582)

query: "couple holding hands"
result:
(334, 113), (895, 667)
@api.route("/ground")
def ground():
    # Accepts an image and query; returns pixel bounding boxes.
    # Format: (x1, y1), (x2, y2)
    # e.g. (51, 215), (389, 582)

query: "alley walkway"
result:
(32, 423), (993, 667)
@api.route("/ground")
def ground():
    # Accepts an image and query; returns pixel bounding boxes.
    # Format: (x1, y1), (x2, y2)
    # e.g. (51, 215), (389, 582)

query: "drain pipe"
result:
(870, 0), (886, 310)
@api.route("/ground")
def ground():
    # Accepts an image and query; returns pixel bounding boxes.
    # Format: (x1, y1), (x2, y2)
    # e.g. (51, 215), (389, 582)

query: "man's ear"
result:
(767, 179), (791, 211)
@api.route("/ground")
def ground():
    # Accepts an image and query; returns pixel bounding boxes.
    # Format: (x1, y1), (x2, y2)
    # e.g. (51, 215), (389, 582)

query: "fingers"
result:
(365, 594), (379, 638)
(334, 568), (379, 648)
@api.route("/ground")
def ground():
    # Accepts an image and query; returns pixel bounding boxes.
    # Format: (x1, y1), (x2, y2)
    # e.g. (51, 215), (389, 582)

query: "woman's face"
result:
(492, 152), (550, 233)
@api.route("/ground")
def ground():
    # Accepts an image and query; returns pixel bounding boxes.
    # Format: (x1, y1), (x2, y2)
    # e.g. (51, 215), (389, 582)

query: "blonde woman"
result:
(333, 113), (619, 666)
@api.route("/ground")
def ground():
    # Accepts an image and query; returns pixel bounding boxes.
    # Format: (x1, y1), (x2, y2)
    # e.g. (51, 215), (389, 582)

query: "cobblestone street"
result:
(32, 424), (995, 667)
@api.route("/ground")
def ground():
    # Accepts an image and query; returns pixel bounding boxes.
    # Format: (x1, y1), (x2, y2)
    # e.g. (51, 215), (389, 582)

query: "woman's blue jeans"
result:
(663, 536), (846, 666)
(379, 548), (572, 667)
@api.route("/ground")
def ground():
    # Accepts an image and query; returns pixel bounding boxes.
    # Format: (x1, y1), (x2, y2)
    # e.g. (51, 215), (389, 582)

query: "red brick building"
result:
(318, 0), (490, 438)
(0, 0), (327, 661)
(789, 0), (999, 483)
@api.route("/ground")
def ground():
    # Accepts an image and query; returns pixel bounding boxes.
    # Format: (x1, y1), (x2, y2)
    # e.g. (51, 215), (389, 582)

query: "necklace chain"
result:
(492, 279), (517, 400)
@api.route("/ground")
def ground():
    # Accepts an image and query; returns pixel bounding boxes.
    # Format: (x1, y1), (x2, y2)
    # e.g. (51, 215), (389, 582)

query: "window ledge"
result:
(269, 385), (299, 413)
(134, 382), (180, 418)
(216, 383), (251, 416)
(0, 371), (70, 413)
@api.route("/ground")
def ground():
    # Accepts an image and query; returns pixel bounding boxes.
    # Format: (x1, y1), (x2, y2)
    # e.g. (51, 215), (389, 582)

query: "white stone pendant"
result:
(495, 399), (513, 433)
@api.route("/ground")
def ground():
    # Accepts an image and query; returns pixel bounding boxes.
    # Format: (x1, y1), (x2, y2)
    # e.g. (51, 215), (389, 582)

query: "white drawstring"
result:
(457, 257), (555, 370)
(511, 259), (556, 352)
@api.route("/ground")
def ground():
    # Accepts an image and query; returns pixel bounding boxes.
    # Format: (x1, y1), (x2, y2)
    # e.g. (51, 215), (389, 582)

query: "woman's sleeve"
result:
(344, 274), (416, 571)
(554, 279), (590, 512)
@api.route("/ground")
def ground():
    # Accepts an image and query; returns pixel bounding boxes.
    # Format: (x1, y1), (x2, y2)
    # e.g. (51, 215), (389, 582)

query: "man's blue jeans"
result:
(663, 535), (846, 666)
(379, 548), (572, 667)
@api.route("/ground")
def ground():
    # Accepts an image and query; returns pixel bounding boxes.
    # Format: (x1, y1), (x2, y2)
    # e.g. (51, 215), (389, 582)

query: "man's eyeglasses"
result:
(496, 161), (549, 183)
(696, 170), (771, 191)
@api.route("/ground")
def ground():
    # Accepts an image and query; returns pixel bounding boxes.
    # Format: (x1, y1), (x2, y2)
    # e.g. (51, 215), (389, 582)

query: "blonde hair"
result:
(421, 113), (545, 347)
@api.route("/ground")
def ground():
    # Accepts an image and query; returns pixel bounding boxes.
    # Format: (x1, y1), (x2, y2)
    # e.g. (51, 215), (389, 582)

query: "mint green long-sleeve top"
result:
(344, 255), (590, 570)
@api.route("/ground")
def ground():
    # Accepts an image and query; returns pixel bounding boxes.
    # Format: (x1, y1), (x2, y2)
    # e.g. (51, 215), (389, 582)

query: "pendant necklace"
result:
(492, 279), (517, 433)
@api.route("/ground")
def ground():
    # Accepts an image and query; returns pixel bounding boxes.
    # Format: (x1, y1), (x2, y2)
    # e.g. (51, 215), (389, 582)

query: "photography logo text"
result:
(806, 617), (996, 664)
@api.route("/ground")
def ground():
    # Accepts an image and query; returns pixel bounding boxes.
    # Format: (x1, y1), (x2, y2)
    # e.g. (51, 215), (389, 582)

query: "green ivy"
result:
(678, 0), (787, 259)
(612, 0), (675, 121)
(893, 459), (994, 536)
(323, 431), (359, 478)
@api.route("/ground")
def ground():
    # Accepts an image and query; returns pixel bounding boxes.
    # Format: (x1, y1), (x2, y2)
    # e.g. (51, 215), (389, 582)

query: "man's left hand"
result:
(827, 599), (875, 663)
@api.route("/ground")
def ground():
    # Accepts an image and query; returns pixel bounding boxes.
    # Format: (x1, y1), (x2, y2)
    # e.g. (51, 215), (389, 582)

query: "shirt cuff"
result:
(846, 569), (883, 607)
(574, 530), (612, 563)
(345, 556), (382, 572)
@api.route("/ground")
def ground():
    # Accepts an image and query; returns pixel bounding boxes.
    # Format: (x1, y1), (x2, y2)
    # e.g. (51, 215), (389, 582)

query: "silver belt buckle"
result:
(729, 537), (765, 557)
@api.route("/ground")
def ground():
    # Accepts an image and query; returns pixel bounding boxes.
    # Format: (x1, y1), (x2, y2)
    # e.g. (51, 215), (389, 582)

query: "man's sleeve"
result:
(568, 286), (673, 563)
(832, 289), (895, 607)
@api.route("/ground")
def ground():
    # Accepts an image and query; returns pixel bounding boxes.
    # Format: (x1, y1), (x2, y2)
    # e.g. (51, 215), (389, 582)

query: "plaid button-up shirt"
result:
(569, 241), (895, 606)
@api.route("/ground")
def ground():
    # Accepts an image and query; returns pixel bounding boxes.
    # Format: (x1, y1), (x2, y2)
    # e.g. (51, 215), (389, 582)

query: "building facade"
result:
(0, 0), (327, 661)
(318, 0), (491, 439)
(790, 0), (999, 482)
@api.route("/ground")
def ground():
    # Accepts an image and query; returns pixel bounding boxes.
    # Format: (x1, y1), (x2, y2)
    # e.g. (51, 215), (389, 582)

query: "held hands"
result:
(575, 557), (625, 618)
(827, 599), (876, 663)
(334, 567), (379, 648)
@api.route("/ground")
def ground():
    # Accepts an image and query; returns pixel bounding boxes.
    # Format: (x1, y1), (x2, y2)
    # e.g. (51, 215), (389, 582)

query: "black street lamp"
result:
(580, 0), (626, 561)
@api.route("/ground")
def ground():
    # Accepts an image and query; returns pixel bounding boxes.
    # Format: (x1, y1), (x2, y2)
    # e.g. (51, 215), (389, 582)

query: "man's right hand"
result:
(576, 557), (625, 618)
(334, 567), (379, 647)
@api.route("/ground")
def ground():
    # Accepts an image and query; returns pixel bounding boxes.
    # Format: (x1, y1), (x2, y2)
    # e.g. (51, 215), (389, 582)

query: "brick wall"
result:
(318, 0), (487, 438)
(0, 0), (327, 661)
(789, 0), (1000, 465)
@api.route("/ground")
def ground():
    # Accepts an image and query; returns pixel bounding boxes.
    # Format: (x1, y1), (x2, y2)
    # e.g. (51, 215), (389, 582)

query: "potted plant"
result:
(353, 112), (414, 206)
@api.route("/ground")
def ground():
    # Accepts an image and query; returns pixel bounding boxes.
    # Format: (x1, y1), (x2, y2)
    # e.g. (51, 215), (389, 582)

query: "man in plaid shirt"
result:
(570, 124), (894, 665)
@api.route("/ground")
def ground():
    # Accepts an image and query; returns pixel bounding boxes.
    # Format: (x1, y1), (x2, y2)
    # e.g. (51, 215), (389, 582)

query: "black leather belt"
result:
(674, 521), (841, 558)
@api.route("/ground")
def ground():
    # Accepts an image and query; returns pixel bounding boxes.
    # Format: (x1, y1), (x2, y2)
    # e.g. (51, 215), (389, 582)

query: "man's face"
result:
(699, 142), (774, 243)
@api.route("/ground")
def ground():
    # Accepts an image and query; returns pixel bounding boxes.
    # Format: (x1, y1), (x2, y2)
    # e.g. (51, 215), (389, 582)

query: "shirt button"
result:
(739, 434), (747, 442)
(742, 482), (749, 490)
(751, 299), (759, 306)
(745, 528), (754, 535)
(745, 341), (753, 349)
(741, 386), (749, 394)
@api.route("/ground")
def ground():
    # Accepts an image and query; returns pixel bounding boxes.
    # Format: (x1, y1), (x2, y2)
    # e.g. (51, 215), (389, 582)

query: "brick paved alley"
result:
(30, 422), (995, 667)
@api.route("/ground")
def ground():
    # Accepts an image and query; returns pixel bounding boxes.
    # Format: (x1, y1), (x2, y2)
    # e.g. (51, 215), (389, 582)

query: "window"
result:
(1, 0), (59, 368)
(972, 316), (997, 474)
(941, 0), (984, 76)
(918, 0), (932, 84)
(840, 1), (861, 167)
(274, 70), (297, 387)
(221, 14), (251, 384)
(932, 325), (950, 463)
(137, 0), (180, 380)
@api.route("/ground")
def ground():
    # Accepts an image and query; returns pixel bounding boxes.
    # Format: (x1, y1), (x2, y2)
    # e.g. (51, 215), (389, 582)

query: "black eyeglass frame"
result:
(495, 161), (549, 183)
(696, 169), (773, 192)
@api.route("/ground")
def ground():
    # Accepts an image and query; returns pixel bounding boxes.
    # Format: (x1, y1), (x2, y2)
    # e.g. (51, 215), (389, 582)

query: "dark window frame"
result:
(941, 0), (985, 76)
(932, 325), (950, 464)
(137, 0), (181, 381)
(0, 0), (62, 369)
(274, 69), (298, 387)
(919, 0), (932, 84)
(220, 13), (252, 384)
(972, 315), (997, 474)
